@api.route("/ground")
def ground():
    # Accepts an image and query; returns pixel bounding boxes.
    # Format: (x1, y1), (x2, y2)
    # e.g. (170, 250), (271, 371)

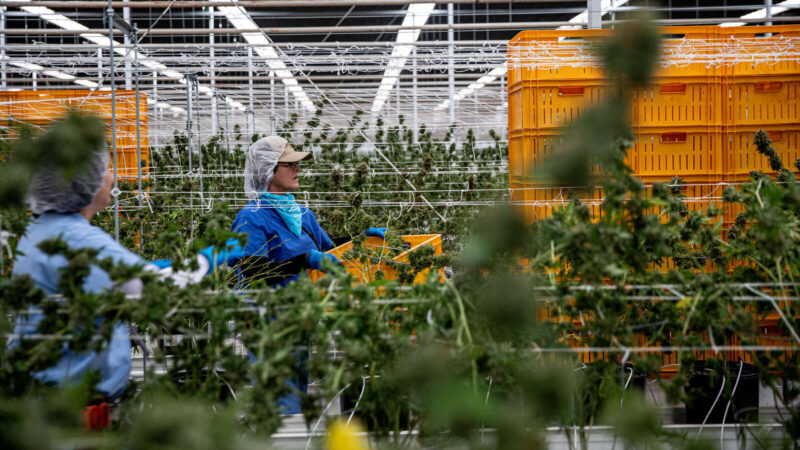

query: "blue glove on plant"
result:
(364, 227), (387, 239)
(306, 250), (341, 272)
(150, 259), (172, 269)
(199, 238), (247, 272)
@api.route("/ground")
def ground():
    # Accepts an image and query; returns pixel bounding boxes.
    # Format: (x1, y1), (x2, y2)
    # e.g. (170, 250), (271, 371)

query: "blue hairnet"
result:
(26, 147), (110, 215)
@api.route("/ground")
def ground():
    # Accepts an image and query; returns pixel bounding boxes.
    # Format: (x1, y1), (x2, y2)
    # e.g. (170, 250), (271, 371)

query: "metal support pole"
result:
(284, 86), (289, 122)
(501, 72), (506, 139)
(0, 7), (6, 89)
(223, 98), (231, 155)
(587, 0), (602, 29)
(152, 71), (157, 193)
(97, 48), (102, 86)
(193, 78), (204, 212)
(107, 0), (119, 241)
(132, 26), (143, 250)
(447, 3), (455, 125)
(247, 47), (254, 135)
(269, 71), (275, 133)
(215, 94), (223, 169)
(185, 74), (194, 240)
(765, 0), (773, 26)
(412, 45), (418, 143)
(396, 74), (401, 123)
(152, 71), (158, 147)
(123, 0), (132, 90)
(209, 6), (217, 135)
(32, 71), (37, 91)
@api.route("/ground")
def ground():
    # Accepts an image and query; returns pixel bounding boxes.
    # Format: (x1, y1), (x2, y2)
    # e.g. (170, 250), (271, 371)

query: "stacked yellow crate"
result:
(508, 25), (800, 228)
(508, 25), (800, 370)
(0, 89), (149, 180)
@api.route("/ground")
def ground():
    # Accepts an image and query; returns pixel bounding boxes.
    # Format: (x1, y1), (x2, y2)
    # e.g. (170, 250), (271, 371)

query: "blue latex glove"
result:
(199, 238), (247, 272)
(150, 259), (172, 269)
(364, 227), (387, 239)
(306, 250), (341, 272)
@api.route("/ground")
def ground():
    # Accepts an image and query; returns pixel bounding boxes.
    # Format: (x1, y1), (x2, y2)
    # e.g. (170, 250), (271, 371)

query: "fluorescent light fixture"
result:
(75, 79), (99, 88)
(213, 2), (316, 112)
(371, 2), (436, 113)
(13, 0), (213, 96)
(720, 0), (799, 27)
(9, 60), (86, 87)
(436, 62), (507, 110)
(10, 1), (273, 118)
(10, 61), (44, 71)
(43, 70), (75, 80)
(560, 0), (630, 30)
(443, 0), (627, 111)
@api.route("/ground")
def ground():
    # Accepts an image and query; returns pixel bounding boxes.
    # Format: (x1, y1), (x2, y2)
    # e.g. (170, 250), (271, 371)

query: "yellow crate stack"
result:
(508, 25), (800, 229)
(509, 25), (800, 372)
(0, 89), (149, 181)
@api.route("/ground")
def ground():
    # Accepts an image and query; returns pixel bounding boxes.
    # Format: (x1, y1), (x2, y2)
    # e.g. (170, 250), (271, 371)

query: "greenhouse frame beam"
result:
(0, 20), (585, 35)
(7, 0), (245, 111)
(720, 0), (800, 28)
(5, 16), (797, 36)
(0, 0), (570, 7)
(0, 40), (510, 50)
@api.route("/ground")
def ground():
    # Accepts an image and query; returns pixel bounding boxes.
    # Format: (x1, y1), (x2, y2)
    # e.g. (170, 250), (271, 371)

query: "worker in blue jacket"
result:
(11, 133), (243, 401)
(231, 135), (384, 287)
(231, 136), (385, 414)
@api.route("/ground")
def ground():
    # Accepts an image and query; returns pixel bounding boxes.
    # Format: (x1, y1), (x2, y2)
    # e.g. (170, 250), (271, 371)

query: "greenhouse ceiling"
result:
(0, 0), (798, 130)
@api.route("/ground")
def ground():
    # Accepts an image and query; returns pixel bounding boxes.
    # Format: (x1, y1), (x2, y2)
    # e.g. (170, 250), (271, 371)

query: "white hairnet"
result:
(26, 147), (110, 215)
(244, 135), (287, 200)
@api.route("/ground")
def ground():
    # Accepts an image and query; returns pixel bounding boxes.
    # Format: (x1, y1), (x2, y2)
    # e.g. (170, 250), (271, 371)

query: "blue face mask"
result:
(259, 192), (303, 236)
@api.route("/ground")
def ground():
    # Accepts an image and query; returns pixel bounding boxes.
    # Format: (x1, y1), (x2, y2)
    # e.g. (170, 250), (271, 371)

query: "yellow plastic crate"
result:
(0, 89), (149, 180)
(308, 234), (443, 285)
(508, 81), (611, 132)
(631, 126), (724, 178)
(723, 127), (800, 177)
(632, 75), (723, 128)
(719, 27), (800, 127)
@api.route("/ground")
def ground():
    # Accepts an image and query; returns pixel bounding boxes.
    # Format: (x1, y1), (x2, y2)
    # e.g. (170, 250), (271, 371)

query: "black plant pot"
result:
(684, 361), (759, 424)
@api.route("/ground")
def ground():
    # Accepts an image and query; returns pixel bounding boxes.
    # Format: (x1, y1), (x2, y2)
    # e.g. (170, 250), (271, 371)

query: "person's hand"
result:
(199, 238), (247, 272)
(306, 250), (342, 272)
(363, 227), (387, 239)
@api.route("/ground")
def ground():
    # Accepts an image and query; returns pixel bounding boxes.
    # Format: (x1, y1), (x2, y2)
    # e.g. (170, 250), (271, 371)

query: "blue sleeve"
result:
(75, 227), (145, 293)
(82, 227), (144, 267)
(232, 211), (273, 259)
(306, 209), (334, 251)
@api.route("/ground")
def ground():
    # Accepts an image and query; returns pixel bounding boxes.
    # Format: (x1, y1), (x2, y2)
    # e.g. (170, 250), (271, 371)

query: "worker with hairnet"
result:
(231, 136), (384, 415)
(231, 135), (386, 287)
(11, 119), (243, 403)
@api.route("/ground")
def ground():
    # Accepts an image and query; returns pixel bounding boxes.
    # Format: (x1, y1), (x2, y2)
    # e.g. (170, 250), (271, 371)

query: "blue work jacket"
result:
(12, 213), (144, 398)
(231, 199), (334, 286)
